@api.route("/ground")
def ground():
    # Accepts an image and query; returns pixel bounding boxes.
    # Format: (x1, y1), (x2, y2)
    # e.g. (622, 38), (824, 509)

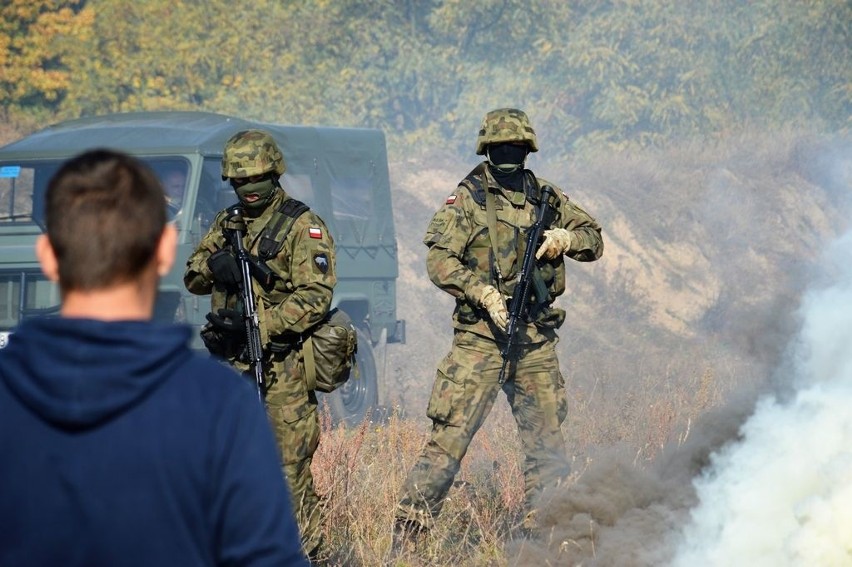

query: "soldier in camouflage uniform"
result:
(395, 108), (604, 537)
(184, 130), (335, 560)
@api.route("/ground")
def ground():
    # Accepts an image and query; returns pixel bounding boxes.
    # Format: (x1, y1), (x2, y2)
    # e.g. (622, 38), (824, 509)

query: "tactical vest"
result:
(457, 164), (564, 331)
(459, 163), (546, 209)
(256, 198), (310, 260)
(251, 198), (358, 393)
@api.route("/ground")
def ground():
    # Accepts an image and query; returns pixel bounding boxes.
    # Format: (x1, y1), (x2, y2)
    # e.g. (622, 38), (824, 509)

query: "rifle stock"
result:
(498, 185), (557, 384)
(224, 206), (266, 399)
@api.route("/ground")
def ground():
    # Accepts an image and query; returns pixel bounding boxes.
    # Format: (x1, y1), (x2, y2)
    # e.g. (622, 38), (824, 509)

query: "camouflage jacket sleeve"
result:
(261, 211), (336, 337)
(422, 178), (603, 303)
(422, 189), (489, 304)
(183, 210), (229, 295)
(541, 178), (605, 262)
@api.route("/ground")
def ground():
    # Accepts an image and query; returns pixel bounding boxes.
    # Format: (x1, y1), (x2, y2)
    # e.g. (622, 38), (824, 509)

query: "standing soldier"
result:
(395, 108), (604, 539)
(184, 130), (336, 560)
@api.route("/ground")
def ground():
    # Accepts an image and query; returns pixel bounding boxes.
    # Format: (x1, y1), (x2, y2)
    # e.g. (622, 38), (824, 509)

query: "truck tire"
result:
(320, 326), (378, 426)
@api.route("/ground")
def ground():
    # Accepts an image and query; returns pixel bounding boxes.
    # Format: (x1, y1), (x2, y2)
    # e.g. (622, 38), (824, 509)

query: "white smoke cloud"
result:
(671, 231), (852, 566)
(508, 138), (851, 567)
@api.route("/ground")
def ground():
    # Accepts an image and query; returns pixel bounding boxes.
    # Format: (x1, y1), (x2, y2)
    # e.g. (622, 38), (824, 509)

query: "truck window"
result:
(282, 172), (314, 204)
(0, 165), (34, 223)
(196, 158), (232, 232)
(0, 161), (60, 226)
(0, 271), (60, 328)
(147, 158), (190, 219)
(330, 176), (372, 222)
(0, 158), (190, 227)
(325, 151), (376, 223)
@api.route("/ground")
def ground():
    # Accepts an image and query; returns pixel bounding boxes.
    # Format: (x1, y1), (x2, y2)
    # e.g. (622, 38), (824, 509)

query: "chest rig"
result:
(460, 164), (552, 292)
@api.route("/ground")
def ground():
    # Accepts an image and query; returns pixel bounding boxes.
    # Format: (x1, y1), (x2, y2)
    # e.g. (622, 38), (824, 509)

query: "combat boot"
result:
(391, 518), (427, 557)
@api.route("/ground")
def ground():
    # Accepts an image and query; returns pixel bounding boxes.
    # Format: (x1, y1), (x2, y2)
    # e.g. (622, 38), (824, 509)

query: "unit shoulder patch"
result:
(313, 252), (330, 274)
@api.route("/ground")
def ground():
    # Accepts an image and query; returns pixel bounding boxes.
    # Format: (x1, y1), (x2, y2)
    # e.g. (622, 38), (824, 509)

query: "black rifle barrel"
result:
(225, 205), (266, 399)
(498, 185), (556, 384)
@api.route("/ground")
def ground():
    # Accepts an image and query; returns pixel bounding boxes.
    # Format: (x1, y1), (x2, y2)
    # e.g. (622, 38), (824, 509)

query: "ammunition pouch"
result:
(532, 305), (565, 330)
(267, 334), (301, 356)
(456, 296), (564, 330)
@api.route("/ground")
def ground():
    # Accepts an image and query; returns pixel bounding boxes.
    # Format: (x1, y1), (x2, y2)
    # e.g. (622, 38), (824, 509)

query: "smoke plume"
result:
(510, 202), (852, 566)
(671, 231), (852, 566)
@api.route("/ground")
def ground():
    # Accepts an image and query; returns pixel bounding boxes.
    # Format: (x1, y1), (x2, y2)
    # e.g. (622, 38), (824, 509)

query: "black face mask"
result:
(487, 143), (529, 191)
(490, 166), (527, 192)
(487, 143), (528, 172)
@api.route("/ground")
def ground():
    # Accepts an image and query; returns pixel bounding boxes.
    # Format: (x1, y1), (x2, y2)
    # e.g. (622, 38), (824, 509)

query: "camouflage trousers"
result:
(238, 348), (322, 558)
(396, 330), (570, 530)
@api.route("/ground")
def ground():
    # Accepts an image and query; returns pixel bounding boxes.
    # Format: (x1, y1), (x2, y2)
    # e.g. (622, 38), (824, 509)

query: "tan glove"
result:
(535, 228), (573, 260)
(479, 285), (508, 331)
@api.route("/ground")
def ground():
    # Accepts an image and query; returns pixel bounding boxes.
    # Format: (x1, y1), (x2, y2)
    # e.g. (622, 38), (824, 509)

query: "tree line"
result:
(2, 0), (849, 156)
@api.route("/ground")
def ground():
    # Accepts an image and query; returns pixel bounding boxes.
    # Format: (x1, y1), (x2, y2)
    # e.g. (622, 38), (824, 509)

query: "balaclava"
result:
(231, 174), (277, 213)
(487, 142), (529, 192)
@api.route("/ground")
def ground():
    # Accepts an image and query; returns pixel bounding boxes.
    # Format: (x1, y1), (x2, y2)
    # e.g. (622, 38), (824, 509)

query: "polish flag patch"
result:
(309, 227), (323, 239)
(446, 194), (457, 204)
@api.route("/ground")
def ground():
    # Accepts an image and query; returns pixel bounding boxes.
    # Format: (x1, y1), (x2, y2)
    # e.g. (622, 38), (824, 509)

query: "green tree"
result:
(7, 0), (849, 153)
(58, 0), (294, 117)
(0, 0), (92, 119)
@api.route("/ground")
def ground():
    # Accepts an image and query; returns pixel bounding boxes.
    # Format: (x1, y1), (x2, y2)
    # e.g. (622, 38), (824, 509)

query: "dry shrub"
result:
(311, 402), (536, 565)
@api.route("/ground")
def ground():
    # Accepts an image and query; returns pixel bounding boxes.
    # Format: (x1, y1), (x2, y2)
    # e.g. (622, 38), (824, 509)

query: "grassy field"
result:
(314, 404), (528, 566)
(311, 361), (737, 566)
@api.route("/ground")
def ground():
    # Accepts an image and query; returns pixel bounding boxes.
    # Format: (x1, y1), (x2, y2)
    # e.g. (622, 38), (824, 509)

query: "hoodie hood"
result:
(0, 317), (193, 430)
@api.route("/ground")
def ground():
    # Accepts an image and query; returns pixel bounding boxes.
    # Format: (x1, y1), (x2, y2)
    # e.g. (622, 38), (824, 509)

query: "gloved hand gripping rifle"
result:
(498, 184), (557, 384)
(223, 206), (266, 398)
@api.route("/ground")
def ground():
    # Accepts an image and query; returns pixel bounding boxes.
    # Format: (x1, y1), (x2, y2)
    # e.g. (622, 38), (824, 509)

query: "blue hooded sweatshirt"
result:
(0, 317), (308, 567)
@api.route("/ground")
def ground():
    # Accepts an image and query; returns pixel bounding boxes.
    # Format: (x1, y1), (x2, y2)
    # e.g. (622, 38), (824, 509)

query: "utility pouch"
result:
(302, 308), (359, 393)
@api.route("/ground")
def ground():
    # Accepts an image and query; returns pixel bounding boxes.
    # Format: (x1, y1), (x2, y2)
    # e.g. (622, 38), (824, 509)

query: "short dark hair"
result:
(45, 149), (167, 292)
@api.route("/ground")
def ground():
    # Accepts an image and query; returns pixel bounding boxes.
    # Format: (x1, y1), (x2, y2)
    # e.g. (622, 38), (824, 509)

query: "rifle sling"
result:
(484, 186), (506, 287)
(483, 169), (544, 295)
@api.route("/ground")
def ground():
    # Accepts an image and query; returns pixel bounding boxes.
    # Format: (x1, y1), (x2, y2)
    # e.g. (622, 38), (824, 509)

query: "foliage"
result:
(55, 1), (291, 117)
(0, 0), (92, 117)
(2, 0), (849, 155)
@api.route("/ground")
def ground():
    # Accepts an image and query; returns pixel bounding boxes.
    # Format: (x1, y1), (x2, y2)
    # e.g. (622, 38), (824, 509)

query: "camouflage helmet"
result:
(221, 129), (286, 179)
(475, 108), (539, 155)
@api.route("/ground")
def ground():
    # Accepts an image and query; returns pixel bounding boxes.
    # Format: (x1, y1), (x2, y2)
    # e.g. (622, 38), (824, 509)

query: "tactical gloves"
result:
(207, 249), (241, 289)
(201, 308), (247, 359)
(206, 308), (247, 336)
(479, 285), (508, 331)
(535, 228), (573, 260)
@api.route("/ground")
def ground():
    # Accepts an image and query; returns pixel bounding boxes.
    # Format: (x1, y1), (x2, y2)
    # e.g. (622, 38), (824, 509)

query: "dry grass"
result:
(311, 362), (725, 566)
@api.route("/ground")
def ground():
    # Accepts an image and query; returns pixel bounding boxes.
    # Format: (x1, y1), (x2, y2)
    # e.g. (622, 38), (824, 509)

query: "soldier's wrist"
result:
(466, 282), (489, 305)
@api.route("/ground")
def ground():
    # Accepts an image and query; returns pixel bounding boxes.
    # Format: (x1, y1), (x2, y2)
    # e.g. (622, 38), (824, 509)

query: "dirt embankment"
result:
(383, 131), (852, 444)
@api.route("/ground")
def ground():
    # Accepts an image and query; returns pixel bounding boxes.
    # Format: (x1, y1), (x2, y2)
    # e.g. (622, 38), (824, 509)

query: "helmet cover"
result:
(475, 108), (539, 155)
(221, 129), (286, 179)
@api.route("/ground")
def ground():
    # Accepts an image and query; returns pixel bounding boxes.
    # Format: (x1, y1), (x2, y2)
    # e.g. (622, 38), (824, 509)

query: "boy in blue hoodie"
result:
(0, 149), (308, 566)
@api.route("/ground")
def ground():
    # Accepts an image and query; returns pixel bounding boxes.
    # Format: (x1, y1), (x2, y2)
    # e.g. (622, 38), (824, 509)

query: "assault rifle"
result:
(223, 206), (266, 398)
(498, 184), (557, 384)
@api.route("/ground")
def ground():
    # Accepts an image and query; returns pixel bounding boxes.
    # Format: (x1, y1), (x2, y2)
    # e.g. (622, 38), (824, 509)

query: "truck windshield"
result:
(0, 157), (190, 226)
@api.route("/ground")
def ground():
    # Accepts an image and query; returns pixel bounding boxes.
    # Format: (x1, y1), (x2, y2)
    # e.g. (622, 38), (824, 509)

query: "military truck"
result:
(0, 111), (405, 424)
